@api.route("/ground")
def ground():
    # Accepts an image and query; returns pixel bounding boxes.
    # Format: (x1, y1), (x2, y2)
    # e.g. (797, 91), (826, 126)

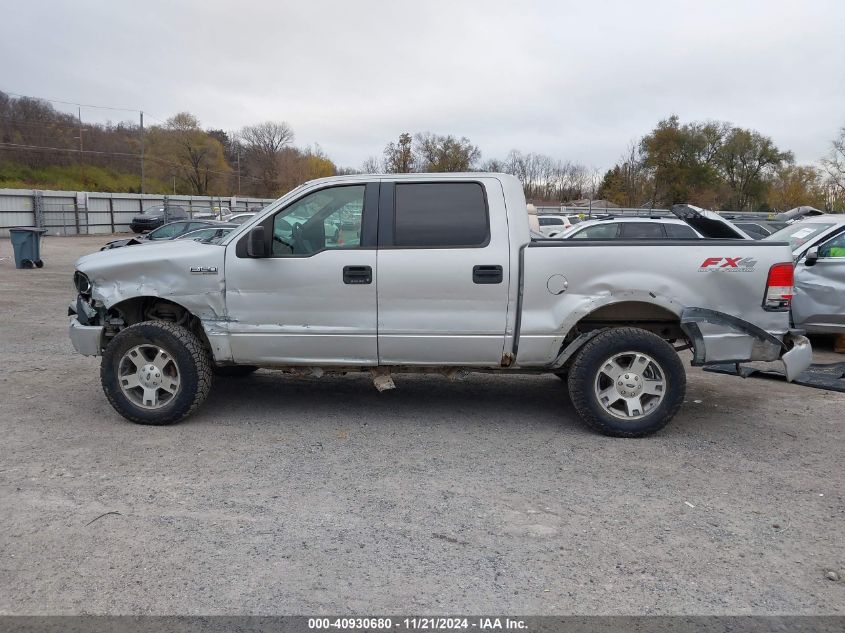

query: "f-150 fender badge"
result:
(190, 266), (218, 274)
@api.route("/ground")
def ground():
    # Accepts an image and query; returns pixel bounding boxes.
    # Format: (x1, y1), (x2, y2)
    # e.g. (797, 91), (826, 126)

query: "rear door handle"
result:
(343, 265), (372, 284)
(473, 265), (503, 284)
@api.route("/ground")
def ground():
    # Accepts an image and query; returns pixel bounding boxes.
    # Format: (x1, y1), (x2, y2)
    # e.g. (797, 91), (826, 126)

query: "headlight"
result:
(73, 270), (92, 295)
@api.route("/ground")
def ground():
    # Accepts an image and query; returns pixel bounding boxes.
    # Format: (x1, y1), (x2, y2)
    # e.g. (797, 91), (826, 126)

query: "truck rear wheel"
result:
(566, 327), (685, 437)
(100, 321), (212, 425)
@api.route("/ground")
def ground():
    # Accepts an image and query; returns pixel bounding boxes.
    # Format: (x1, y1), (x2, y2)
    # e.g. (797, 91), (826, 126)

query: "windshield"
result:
(147, 222), (185, 239)
(764, 223), (837, 251)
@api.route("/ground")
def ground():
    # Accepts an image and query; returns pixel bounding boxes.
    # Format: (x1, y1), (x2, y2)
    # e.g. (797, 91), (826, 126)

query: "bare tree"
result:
(238, 121), (294, 194)
(493, 150), (591, 202)
(383, 133), (414, 173)
(361, 156), (382, 174)
(822, 126), (845, 200)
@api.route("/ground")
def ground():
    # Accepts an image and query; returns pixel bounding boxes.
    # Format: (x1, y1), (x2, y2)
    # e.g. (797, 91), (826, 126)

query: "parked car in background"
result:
(731, 222), (776, 239)
(223, 213), (256, 225)
(101, 220), (226, 250)
(191, 206), (233, 220)
(774, 206), (826, 224)
(129, 205), (189, 233)
(558, 217), (703, 240)
(717, 214), (789, 239)
(764, 215), (845, 344)
(537, 214), (581, 237)
(176, 224), (238, 243)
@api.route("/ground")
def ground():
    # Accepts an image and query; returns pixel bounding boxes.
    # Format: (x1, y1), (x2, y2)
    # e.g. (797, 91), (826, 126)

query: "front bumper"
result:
(69, 316), (104, 356)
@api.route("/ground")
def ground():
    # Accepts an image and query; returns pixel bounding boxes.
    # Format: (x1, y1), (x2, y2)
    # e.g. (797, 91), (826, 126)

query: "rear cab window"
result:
(393, 182), (489, 247)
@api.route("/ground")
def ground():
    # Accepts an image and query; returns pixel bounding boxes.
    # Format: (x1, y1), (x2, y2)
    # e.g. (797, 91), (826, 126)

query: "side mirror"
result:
(246, 226), (267, 258)
(804, 247), (819, 267)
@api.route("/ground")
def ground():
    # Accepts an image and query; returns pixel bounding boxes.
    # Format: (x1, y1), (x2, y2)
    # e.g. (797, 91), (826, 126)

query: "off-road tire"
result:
(101, 321), (212, 425)
(567, 327), (686, 437)
(213, 365), (258, 378)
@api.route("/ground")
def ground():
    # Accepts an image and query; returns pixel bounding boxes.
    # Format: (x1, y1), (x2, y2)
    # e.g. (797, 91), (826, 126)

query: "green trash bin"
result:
(9, 227), (47, 269)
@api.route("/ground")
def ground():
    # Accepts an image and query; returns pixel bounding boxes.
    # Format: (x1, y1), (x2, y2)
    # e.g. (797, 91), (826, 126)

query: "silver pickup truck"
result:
(69, 174), (811, 437)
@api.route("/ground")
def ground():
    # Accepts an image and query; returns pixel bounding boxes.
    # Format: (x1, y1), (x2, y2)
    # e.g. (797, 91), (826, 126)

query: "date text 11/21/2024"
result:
(307, 617), (528, 630)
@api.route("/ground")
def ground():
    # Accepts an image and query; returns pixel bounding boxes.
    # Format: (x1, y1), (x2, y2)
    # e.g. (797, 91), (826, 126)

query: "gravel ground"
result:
(0, 235), (843, 615)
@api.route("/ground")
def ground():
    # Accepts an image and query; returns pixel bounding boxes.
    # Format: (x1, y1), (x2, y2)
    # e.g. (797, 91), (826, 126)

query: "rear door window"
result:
(393, 182), (488, 247)
(539, 217), (564, 226)
(664, 223), (699, 239)
(571, 223), (620, 239)
(622, 223), (665, 239)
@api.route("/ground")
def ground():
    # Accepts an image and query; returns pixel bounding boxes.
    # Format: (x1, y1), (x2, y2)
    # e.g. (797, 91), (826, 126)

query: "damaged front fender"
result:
(76, 240), (227, 322)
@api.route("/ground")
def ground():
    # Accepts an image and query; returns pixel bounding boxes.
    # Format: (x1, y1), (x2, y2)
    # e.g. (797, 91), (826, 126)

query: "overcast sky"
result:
(3, 0), (844, 171)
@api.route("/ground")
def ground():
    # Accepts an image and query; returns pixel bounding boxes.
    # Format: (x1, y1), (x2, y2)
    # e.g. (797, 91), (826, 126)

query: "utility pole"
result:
(140, 111), (146, 194)
(237, 148), (241, 195)
(76, 108), (87, 184)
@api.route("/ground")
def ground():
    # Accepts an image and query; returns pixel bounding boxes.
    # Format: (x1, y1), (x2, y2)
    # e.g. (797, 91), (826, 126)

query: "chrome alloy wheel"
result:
(593, 351), (666, 420)
(117, 345), (181, 409)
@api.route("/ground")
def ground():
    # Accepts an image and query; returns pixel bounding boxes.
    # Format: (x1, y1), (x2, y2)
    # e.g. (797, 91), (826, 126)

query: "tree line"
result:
(0, 92), (333, 197)
(596, 116), (843, 212)
(1, 91), (843, 211)
(367, 121), (844, 211)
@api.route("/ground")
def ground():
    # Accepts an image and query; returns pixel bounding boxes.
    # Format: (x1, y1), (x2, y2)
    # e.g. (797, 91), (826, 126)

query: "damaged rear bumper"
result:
(780, 333), (812, 381)
(69, 316), (104, 356)
(680, 307), (812, 382)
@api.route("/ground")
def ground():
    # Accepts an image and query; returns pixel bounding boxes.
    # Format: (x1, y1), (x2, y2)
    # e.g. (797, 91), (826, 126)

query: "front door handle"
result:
(343, 265), (372, 284)
(473, 265), (503, 284)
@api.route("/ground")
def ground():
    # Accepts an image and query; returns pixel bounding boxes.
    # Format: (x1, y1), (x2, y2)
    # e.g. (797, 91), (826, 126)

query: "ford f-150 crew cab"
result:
(68, 174), (812, 437)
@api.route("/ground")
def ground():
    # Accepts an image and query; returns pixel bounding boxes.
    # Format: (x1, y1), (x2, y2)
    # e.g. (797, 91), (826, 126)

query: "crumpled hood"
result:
(76, 239), (215, 274)
(74, 239), (227, 320)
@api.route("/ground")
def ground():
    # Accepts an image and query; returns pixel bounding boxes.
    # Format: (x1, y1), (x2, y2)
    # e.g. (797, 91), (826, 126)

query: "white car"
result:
(558, 217), (702, 240)
(537, 214), (581, 237)
(222, 213), (256, 225)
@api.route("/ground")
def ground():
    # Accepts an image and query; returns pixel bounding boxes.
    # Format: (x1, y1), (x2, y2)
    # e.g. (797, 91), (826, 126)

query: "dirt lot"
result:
(0, 235), (843, 615)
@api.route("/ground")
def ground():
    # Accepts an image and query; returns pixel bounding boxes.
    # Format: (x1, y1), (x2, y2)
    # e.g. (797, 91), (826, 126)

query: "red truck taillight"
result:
(763, 262), (794, 311)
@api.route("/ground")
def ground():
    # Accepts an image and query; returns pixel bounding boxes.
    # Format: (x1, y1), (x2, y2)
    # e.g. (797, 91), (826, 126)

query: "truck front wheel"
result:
(100, 321), (213, 425)
(566, 328), (685, 437)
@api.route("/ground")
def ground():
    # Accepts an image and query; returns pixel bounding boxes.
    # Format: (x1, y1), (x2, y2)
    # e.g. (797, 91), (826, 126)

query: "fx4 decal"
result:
(698, 257), (758, 272)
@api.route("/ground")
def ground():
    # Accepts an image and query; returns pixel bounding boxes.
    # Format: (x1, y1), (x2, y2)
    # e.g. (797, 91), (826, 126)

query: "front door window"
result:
(271, 185), (365, 256)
